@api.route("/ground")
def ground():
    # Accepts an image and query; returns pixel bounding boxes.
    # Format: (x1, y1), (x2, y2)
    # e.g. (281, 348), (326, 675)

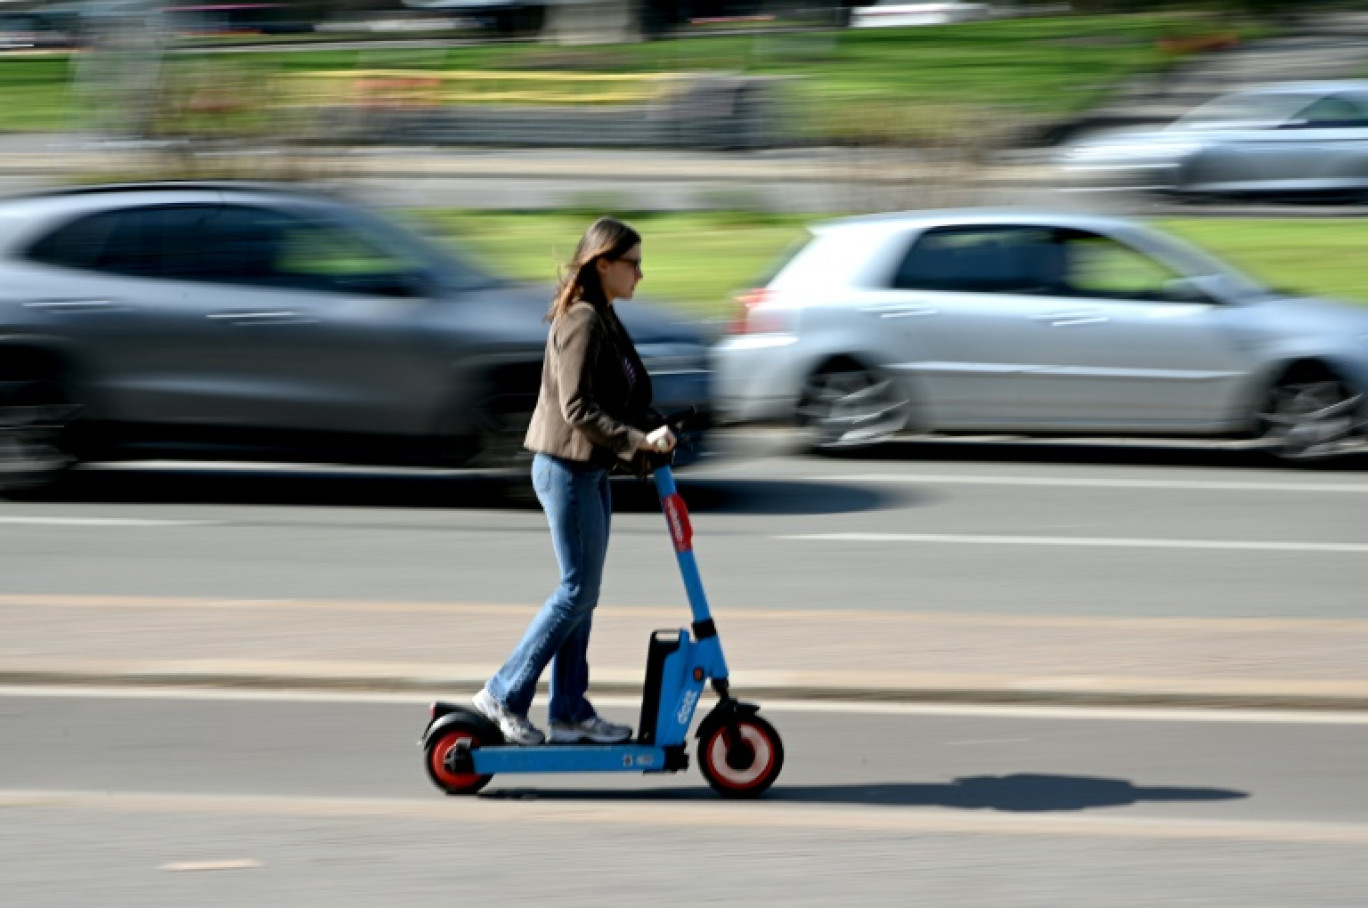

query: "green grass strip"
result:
(405, 209), (1368, 319)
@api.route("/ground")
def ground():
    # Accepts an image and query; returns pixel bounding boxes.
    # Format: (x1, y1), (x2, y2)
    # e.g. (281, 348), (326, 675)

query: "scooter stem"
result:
(653, 464), (727, 658)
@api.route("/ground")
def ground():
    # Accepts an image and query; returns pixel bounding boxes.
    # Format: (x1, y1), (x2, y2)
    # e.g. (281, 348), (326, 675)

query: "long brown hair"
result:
(547, 216), (641, 322)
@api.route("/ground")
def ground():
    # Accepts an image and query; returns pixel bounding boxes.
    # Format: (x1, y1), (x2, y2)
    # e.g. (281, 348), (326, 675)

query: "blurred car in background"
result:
(1058, 81), (1368, 201)
(849, 1), (990, 28)
(400, 0), (544, 36)
(162, 4), (315, 36)
(714, 209), (1368, 462)
(0, 183), (711, 492)
(0, 10), (79, 49)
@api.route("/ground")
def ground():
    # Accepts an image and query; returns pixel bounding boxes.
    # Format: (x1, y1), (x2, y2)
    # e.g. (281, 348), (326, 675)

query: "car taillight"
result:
(728, 288), (787, 335)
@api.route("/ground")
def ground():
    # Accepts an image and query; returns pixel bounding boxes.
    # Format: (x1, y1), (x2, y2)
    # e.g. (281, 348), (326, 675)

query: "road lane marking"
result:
(5, 686), (1368, 725)
(160, 859), (262, 872)
(0, 516), (215, 527)
(7, 789), (1368, 844)
(782, 533), (1368, 554)
(818, 473), (1368, 494)
(6, 594), (1368, 632)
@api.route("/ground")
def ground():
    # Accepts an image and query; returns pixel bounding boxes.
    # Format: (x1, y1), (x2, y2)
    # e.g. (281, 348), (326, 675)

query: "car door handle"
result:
(866, 305), (938, 319)
(207, 310), (318, 326)
(23, 298), (121, 313)
(1033, 311), (1108, 327)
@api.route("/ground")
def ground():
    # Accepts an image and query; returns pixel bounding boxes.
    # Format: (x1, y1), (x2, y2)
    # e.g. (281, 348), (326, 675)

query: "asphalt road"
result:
(1, 431), (1363, 619)
(3, 688), (1367, 906)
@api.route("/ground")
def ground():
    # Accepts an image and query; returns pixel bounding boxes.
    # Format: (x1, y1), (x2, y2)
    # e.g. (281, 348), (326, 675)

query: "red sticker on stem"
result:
(662, 494), (693, 553)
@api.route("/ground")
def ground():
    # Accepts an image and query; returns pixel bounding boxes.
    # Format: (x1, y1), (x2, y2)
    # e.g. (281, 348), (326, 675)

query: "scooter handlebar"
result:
(641, 407), (700, 472)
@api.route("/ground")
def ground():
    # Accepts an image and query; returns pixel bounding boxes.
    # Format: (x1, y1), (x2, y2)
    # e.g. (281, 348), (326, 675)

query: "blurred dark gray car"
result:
(714, 208), (1368, 462)
(0, 183), (711, 491)
(1058, 81), (1368, 200)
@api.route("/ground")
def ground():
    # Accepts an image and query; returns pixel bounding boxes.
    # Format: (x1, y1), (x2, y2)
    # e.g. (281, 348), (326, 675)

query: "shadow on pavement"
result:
(610, 476), (908, 515)
(32, 466), (903, 517)
(482, 774), (1247, 811)
(764, 774), (1248, 811)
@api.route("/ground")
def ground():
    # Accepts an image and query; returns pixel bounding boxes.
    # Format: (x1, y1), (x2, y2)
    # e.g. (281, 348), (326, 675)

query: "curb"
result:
(7, 671), (1368, 712)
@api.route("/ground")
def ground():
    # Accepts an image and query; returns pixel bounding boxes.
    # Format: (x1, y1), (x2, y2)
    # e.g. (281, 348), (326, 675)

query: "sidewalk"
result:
(0, 137), (1056, 213)
(4, 594), (1367, 709)
(0, 135), (1045, 184)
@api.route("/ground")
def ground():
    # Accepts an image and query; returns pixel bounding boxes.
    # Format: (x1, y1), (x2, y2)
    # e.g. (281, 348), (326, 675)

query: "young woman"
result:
(472, 216), (675, 746)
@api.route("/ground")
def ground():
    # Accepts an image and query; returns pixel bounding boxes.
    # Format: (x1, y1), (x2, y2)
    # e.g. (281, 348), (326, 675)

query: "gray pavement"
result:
(6, 694), (1368, 906)
(5, 590), (1367, 710)
(4, 442), (1368, 710)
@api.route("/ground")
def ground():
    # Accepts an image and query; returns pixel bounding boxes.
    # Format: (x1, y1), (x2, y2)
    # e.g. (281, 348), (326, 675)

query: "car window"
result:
(893, 226), (1191, 302)
(1056, 231), (1185, 302)
(28, 199), (497, 295)
(26, 205), (216, 277)
(1287, 95), (1368, 128)
(892, 226), (1067, 295)
(197, 205), (431, 296)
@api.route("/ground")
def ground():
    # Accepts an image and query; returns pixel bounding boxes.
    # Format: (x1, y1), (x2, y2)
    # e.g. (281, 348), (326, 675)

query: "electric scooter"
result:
(419, 429), (784, 799)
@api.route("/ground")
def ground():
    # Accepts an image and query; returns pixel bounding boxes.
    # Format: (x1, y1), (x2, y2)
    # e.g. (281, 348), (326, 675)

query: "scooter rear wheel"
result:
(425, 721), (494, 795)
(698, 714), (783, 798)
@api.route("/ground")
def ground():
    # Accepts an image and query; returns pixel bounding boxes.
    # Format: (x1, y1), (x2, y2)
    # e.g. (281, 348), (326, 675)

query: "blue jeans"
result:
(486, 452), (611, 723)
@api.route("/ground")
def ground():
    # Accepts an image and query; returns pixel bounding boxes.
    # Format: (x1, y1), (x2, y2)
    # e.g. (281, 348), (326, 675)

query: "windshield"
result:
(1122, 223), (1273, 301)
(1171, 92), (1316, 129)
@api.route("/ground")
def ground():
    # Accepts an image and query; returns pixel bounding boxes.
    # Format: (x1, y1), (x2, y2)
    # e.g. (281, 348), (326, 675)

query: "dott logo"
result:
(675, 687), (700, 726)
(662, 494), (693, 553)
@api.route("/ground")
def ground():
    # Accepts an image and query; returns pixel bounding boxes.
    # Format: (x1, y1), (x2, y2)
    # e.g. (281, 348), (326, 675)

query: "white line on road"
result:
(0, 516), (214, 527)
(5, 685), (1368, 725)
(782, 533), (1368, 554)
(160, 859), (263, 872)
(819, 473), (1368, 494)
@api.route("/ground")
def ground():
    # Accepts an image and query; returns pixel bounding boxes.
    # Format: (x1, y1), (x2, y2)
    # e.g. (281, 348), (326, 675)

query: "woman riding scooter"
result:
(472, 216), (676, 746)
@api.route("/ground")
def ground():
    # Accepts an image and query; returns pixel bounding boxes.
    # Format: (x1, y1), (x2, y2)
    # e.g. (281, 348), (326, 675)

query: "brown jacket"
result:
(524, 299), (653, 467)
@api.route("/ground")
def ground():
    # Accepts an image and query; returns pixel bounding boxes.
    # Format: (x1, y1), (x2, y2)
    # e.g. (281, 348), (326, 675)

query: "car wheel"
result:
(0, 376), (78, 496)
(1256, 366), (1363, 463)
(796, 362), (909, 450)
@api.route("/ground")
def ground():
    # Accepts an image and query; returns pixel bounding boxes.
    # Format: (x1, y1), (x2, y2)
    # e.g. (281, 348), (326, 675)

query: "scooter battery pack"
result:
(637, 629), (685, 745)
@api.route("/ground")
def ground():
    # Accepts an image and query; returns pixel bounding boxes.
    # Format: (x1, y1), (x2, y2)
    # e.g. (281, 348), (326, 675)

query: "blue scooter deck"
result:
(471, 744), (670, 773)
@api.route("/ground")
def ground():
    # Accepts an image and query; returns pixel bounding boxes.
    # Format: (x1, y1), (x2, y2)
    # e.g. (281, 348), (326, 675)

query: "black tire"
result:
(0, 376), (78, 497)
(796, 361), (908, 450)
(424, 721), (495, 795)
(697, 714), (783, 798)
(1255, 365), (1363, 463)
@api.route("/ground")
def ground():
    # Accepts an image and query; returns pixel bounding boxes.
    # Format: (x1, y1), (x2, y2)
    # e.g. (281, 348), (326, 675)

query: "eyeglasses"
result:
(614, 256), (643, 270)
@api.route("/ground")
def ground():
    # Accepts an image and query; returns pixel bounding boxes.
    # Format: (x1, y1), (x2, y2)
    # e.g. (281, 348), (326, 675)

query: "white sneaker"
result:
(472, 688), (545, 746)
(549, 714), (633, 744)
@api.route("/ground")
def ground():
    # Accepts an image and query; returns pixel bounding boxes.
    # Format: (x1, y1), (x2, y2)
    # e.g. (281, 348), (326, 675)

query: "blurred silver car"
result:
(849, 1), (990, 28)
(0, 183), (711, 491)
(713, 209), (1367, 461)
(1059, 81), (1368, 200)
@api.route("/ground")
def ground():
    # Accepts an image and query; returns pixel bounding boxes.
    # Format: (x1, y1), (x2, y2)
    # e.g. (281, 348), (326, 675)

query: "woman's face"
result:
(597, 243), (643, 303)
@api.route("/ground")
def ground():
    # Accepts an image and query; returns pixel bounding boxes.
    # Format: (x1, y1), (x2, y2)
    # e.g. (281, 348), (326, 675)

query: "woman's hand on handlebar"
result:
(641, 426), (677, 453)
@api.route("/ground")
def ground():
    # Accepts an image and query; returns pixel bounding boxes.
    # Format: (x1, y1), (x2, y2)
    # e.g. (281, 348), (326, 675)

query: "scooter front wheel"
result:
(425, 721), (494, 795)
(698, 714), (784, 798)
